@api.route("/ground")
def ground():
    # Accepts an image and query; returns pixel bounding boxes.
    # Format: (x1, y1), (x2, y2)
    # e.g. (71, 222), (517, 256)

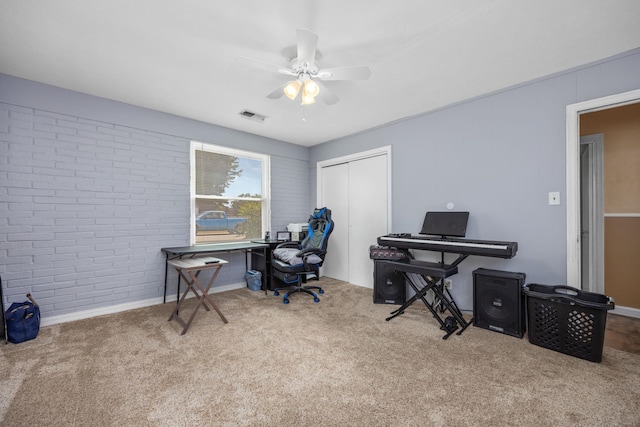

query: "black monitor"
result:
(419, 211), (469, 238)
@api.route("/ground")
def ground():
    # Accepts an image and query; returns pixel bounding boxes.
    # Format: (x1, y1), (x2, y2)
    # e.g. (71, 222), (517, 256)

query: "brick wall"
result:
(0, 103), (190, 319)
(270, 155), (311, 231)
(1, 102), (309, 322)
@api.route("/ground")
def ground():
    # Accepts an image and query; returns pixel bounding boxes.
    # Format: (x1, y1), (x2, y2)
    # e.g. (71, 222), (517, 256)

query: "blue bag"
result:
(6, 295), (40, 344)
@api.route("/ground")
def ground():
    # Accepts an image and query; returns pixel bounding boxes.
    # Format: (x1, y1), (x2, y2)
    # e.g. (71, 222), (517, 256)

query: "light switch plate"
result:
(549, 191), (560, 205)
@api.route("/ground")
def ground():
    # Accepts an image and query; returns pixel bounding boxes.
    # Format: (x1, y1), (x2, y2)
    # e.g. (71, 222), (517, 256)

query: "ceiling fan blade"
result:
(266, 83), (287, 99)
(237, 57), (296, 76)
(297, 29), (318, 66)
(317, 66), (372, 81)
(314, 80), (339, 105)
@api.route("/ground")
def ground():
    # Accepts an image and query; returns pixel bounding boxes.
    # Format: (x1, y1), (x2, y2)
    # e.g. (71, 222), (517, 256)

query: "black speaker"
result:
(473, 268), (526, 338)
(373, 261), (405, 304)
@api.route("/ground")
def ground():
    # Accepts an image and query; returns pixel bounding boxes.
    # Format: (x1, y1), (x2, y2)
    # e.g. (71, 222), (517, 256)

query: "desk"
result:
(161, 242), (269, 302)
(167, 256), (228, 335)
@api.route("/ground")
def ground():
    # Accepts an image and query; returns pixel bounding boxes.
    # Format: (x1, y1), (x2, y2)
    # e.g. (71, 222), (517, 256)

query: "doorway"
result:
(567, 88), (640, 318)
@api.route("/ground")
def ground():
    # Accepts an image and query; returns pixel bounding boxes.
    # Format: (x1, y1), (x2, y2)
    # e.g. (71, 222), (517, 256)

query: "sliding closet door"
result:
(321, 163), (349, 282)
(348, 155), (388, 288)
(319, 150), (389, 288)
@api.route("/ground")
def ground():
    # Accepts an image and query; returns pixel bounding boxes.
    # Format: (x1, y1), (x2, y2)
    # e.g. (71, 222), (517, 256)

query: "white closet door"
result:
(319, 151), (389, 288)
(348, 155), (388, 288)
(321, 163), (349, 282)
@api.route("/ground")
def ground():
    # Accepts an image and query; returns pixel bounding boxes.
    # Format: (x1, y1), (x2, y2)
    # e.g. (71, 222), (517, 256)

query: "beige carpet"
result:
(1, 279), (639, 426)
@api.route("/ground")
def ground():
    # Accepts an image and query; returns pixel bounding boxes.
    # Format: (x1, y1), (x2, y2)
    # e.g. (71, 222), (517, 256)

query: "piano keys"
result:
(377, 234), (518, 259)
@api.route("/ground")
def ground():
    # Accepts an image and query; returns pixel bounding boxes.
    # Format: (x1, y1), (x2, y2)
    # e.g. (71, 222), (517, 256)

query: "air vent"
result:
(239, 109), (267, 123)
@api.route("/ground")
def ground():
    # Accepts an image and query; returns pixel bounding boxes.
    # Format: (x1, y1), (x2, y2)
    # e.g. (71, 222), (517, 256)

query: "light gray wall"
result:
(309, 48), (640, 311)
(0, 74), (310, 321)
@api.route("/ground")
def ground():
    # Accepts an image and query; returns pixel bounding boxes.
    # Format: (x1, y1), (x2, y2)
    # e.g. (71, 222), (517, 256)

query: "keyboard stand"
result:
(382, 259), (472, 339)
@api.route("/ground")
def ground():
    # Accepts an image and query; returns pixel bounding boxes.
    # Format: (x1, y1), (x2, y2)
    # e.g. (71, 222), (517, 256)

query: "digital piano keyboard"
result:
(377, 234), (518, 259)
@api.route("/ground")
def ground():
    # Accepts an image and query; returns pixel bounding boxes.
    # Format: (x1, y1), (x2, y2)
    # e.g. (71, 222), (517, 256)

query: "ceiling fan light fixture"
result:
(239, 28), (372, 107)
(284, 80), (301, 100)
(300, 78), (319, 105)
(303, 79), (320, 98)
(301, 93), (316, 105)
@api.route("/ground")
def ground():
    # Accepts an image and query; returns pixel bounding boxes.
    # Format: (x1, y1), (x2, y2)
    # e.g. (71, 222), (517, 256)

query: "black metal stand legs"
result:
(386, 272), (472, 339)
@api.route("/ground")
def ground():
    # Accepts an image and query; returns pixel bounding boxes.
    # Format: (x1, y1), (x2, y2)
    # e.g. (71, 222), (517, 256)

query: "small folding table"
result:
(167, 256), (228, 335)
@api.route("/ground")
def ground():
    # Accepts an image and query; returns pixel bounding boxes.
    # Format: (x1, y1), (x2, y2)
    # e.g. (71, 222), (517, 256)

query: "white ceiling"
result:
(1, 1), (640, 147)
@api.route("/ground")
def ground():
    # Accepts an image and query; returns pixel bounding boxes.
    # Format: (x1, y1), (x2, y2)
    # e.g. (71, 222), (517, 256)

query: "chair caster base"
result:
(276, 286), (323, 304)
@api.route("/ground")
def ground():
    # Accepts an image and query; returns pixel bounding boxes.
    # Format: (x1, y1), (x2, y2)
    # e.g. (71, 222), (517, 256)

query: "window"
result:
(191, 141), (270, 244)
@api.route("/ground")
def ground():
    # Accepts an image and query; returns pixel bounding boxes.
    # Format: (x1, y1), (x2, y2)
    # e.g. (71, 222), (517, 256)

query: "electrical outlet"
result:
(444, 279), (453, 289)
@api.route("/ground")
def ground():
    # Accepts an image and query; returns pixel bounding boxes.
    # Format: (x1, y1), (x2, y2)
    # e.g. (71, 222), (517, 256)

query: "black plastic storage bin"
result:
(523, 284), (614, 363)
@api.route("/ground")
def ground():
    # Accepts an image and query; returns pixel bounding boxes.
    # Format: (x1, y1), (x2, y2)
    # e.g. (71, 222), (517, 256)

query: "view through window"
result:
(191, 141), (269, 244)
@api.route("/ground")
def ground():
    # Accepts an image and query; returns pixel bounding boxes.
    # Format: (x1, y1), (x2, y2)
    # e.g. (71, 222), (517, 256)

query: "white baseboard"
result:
(40, 282), (248, 327)
(612, 305), (640, 319)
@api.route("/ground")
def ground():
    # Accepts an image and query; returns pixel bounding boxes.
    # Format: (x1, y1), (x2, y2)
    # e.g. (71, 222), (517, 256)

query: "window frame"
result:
(190, 141), (270, 245)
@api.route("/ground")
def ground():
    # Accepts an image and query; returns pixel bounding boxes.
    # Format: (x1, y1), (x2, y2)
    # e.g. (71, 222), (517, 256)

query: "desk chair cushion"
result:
(272, 247), (323, 267)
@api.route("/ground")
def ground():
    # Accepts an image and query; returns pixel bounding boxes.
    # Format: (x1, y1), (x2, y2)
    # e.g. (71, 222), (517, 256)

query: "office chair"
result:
(272, 207), (334, 304)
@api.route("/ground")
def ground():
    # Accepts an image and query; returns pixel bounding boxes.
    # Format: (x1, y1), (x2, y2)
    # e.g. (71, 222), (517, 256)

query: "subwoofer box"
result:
(373, 261), (405, 304)
(473, 268), (526, 338)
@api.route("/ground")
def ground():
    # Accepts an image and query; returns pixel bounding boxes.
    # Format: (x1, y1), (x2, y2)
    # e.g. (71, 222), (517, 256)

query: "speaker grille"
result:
(373, 261), (405, 304)
(473, 269), (526, 338)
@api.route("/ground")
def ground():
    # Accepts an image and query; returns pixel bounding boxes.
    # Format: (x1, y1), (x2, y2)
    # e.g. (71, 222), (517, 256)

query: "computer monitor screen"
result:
(276, 231), (291, 241)
(420, 211), (469, 237)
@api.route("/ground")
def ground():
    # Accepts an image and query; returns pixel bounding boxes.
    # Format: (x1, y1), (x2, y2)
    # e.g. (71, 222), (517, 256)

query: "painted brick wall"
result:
(0, 101), (311, 322)
(270, 155), (311, 232)
(0, 103), (190, 318)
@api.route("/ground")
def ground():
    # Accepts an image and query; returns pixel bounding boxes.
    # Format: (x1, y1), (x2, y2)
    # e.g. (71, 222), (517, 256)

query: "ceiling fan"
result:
(238, 29), (371, 106)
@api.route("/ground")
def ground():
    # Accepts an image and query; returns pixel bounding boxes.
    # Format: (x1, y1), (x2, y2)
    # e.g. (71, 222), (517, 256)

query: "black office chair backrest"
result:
(301, 207), (333, 254)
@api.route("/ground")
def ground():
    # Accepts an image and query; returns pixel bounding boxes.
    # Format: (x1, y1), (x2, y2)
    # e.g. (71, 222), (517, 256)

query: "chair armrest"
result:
(276, 241), (302, 250)
(298, 249), (326, 272)
(296, 247), (323, 257)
